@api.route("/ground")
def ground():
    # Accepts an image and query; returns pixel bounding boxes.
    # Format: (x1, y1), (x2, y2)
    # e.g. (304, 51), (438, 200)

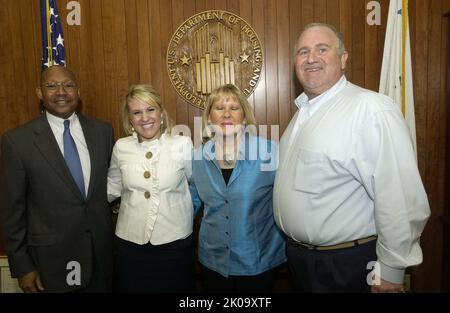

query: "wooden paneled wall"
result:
(0, 0), (449, 292)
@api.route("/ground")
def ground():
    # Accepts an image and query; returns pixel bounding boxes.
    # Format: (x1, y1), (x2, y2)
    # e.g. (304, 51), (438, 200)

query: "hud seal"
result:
(167, 10), (263, 109)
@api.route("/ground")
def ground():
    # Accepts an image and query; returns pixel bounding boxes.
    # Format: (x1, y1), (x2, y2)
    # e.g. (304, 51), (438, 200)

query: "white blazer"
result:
(108, 133), (193, 245)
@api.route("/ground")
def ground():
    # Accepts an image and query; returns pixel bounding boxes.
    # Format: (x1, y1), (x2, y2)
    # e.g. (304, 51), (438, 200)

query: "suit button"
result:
(146, 152), (153, 159)
(144, 191), (151, 199)
(144, 171), (151, 179)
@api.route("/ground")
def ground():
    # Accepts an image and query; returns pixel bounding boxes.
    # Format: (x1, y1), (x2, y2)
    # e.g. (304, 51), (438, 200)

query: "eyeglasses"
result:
(43, 82), (78, 91)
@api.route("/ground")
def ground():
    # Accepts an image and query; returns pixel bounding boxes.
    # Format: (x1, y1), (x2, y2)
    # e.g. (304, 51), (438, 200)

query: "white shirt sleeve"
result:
(107, 144), (122, 203)
(358, 107), (430, 284)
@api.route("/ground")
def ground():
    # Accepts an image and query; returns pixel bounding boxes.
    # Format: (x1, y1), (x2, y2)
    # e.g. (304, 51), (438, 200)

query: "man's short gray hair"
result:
(301, 23), (346, 55)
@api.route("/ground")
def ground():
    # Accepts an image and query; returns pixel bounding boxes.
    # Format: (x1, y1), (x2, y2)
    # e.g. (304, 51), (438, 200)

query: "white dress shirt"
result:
(108, 133), (194, 245)
(288, 76), (348, 148)
(273, 77), (430, 284)
(46, 111), (91, 195)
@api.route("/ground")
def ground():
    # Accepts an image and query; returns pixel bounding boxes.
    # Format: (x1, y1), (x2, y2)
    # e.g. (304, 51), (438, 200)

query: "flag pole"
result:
(46, 0), (53, 66)
(401, 0), (408, 116)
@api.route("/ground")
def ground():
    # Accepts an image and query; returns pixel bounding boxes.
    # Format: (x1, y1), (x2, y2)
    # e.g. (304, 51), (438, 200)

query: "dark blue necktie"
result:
(63, 120), (86, 198)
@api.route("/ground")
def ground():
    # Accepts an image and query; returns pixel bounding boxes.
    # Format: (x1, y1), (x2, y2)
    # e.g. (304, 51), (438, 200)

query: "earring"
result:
(131, 127), (135, 132)
(161, 120), (163, 125)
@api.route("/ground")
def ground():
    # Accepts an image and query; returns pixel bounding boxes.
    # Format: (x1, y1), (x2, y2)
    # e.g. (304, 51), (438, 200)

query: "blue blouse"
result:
(190, 134), (286, 277)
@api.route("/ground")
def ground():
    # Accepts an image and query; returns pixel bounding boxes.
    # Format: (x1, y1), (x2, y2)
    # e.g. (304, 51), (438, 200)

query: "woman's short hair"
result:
(202, 84), (256, 142)
(121, 84), (173, 136)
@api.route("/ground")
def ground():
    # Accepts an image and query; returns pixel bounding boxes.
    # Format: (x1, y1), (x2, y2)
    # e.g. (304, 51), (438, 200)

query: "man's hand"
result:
(371, 277), (405, 293)
(18, 271), (45, 293)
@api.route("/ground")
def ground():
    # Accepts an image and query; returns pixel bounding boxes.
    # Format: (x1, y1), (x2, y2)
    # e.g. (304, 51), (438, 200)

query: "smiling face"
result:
(128, 98), (163, 142)
(208, 95), (245, 137)
(294, 26), (348, 99)
(37, 66), (80, 119)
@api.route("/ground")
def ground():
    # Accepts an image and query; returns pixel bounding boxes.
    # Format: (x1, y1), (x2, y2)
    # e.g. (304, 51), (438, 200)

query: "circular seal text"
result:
(167, 10), (263, 109)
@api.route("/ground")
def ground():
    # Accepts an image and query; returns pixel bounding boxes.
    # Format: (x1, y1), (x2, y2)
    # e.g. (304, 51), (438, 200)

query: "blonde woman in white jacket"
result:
(108, 85), (194, 292)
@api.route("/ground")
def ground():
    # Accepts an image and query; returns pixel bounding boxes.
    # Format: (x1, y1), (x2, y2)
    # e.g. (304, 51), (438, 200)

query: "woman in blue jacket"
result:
(190, 84), (286, 293)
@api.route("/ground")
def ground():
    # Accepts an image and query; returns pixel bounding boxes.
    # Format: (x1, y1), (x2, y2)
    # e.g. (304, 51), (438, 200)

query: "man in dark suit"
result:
(0, 65), (114, 292)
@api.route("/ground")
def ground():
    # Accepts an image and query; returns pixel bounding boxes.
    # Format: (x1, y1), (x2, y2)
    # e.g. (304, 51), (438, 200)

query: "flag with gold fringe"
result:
(40, 0), (66, 69)
(379, 0), (416, 157)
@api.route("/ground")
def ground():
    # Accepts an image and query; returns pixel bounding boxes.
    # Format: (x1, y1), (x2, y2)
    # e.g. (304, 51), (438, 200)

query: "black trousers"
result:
(114, 234), (195, 293)
(200, 265), (279, 293)
(286, 239), (377, 292)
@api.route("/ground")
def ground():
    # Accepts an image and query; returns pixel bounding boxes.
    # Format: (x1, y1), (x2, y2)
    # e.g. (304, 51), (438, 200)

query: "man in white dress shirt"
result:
(273, 23), (430, 293)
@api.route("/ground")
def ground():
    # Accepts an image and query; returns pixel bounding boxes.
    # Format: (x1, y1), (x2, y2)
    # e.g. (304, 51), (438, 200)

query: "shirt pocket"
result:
(292, 149), (326, 194)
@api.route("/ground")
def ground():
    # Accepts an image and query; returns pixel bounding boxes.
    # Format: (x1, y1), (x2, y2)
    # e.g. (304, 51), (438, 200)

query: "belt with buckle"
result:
(288, 235), (377, 251)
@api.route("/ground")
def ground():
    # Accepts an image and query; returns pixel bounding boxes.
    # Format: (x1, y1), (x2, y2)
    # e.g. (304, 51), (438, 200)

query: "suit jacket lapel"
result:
(32, 115), (83, 200)
(78, 114), (96, 201)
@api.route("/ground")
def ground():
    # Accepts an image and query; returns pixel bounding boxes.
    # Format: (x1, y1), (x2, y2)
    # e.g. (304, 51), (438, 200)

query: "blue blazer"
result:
(190, 134), (286, 277)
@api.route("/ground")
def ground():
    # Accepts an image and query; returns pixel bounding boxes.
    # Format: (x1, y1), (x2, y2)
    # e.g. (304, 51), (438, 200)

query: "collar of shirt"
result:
(46, 111), (78, 134)
(133, 132), (169, 155)
(294, 75), (348, 122)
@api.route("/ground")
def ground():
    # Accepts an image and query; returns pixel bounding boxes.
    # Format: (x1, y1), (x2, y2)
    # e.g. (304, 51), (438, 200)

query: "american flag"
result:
(40, 0), (66, 69)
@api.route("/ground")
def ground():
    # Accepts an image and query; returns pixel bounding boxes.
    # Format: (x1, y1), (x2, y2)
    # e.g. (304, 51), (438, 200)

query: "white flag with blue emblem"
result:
(379, 0), (416, 157)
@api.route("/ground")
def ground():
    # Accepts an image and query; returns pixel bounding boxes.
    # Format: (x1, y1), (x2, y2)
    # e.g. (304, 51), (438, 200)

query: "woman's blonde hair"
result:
(121, 84), (173, 136)
(202, 84), (256, 142)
